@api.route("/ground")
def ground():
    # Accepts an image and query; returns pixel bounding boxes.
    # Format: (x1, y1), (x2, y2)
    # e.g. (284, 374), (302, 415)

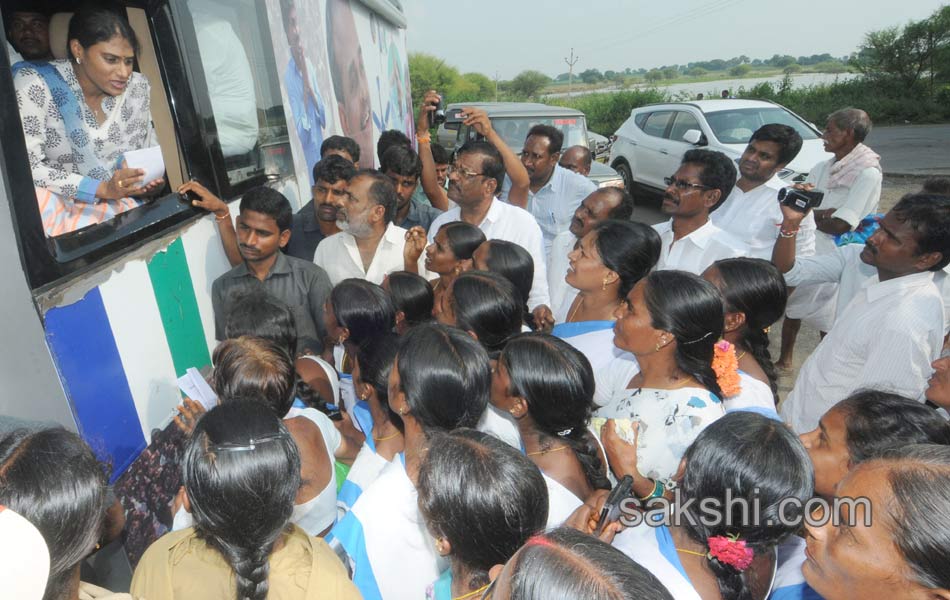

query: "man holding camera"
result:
(777, 108), (882, 368)
(712, 124), (816, 260)
(774, 193), (949, 433)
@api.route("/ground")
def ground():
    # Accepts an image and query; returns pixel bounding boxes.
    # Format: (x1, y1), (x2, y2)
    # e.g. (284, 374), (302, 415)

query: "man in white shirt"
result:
(314, 170), (413, 285)
(427, 141), (551, 312)
(652, 149), (747, 274)
(712, 124), (816, 260)
(547, 187), (634, 315)
(501, 125), (597, 255)
(779, 108), (882, 368)
(777, 194), (950, 433)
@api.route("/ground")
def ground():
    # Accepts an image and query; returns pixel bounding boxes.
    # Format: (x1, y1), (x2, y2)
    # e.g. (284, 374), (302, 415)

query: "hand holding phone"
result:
(593, 475), (633, 537)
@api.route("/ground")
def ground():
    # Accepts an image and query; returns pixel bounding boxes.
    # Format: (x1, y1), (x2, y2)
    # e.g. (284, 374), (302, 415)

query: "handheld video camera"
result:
(778, 187), (824, 213)
(429, 98), (446, 128)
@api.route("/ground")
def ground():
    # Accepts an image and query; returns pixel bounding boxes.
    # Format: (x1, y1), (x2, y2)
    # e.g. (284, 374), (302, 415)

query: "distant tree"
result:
(730, 64), (753, 76)
(812, 61), (847, 73)
(751, 58), (764, 66)
(604, 70), (619, 80)
(509, 70), (551, 98)
(556, 72), (571, 82)
(409, 52), (461, 103)
(770, 54), (798, 68)
(645, 69), (663, 83)
(662, 67), (679, 79)
(687, 67), (708, 77)
(579, 68), (604, 84)
(457, 72), (495, 100)
(783, 63), (803, 74)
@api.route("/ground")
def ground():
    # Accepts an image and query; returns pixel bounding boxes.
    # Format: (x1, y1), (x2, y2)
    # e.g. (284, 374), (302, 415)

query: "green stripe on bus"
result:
(147, 238), (211, 375)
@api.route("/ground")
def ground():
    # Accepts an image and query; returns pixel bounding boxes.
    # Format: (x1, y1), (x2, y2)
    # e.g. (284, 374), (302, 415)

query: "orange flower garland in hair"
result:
(712, 340), (741, 397)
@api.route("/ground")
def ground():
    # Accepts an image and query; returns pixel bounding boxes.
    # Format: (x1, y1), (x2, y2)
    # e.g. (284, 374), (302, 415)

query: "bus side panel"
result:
(264, 0), (413, 204)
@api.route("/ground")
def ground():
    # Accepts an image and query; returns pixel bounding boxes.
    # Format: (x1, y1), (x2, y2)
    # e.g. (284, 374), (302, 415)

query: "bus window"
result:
(184, 0), (291, 192)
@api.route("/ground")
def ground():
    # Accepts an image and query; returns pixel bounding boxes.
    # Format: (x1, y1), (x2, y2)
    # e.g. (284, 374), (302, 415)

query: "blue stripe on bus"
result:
(44, 288), (146, 482)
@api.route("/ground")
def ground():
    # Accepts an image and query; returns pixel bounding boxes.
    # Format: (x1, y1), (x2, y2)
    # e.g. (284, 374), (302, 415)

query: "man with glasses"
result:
(425, 140), (551, 313)
(652, 149), (748, 274)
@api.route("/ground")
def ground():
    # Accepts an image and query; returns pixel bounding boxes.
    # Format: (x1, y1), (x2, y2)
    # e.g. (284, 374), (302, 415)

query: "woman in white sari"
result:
(13, 6), (163, 236)
(553, 220), (660, 372)
(327, 324), (490, 600)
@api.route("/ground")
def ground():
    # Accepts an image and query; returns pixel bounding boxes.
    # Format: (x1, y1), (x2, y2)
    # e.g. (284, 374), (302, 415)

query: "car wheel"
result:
(614, 161), (633, 192)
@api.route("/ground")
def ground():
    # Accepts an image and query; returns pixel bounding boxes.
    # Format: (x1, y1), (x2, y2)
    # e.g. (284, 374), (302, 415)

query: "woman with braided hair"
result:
(132, 402), (358, 599)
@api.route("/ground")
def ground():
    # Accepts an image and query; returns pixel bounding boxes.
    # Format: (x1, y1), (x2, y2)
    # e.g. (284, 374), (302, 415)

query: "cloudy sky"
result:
(405, 0), (947, 79)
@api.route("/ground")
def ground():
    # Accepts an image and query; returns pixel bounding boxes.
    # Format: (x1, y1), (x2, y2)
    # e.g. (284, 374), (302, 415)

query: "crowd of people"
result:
(5, 4), (950, 600)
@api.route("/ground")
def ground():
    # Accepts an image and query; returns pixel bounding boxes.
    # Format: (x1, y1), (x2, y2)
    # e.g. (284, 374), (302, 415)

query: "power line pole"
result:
(564, 48), (579, 97)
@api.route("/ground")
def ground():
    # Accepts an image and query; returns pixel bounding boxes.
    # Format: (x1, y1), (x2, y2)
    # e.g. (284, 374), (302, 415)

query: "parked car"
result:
(444, 102), (624, 188)
(587, 131), (611, 161)
(608, 99), (831, 198)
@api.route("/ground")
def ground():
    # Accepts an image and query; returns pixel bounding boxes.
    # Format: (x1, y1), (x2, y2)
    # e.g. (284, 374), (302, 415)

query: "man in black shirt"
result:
(286, 154), (355, 261)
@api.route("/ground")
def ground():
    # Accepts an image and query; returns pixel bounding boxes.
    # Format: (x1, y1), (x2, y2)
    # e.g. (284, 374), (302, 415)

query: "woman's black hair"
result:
(592, 220), (661, 300)
(331, 279), (396, 348)
(834, 391), (950, 465)
(213, 336), (297, 418)
(68, 3), (140, 57)
(449, 271), (523, 355)
(0, 428), (108, 600)
(224, 290), (298, 357)
(642, 270), (725, 398)
(394, 323), (490, 432)
(875, 444), (950, 591)
(481, 240), (534, 327)
(712, 258), (787, 399)
(499, 334), (609, 490)
(436, 221), (487, 261)
(387, 271), (434, 329)
(354, 332), (401, 421)
(503, 527), (674, 600)
(417, 429), (548, 589)
(679, 412), (814, 600)
(183, 402), (301, 600)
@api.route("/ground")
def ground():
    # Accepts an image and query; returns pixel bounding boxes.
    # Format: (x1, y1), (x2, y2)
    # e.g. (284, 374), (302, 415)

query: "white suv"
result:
(608, 99), (830, 197)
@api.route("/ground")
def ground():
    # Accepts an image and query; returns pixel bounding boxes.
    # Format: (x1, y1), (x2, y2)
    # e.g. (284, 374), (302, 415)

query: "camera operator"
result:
(777, 108), (882, 368)
(773, 192), (950, 434)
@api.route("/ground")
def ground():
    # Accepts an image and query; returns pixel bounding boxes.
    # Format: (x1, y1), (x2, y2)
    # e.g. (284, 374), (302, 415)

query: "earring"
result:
(602, 275), (609, 291)
(75, 56), (82, 64)
(435, 539), (445, 553)
(398, 407), (408, 416)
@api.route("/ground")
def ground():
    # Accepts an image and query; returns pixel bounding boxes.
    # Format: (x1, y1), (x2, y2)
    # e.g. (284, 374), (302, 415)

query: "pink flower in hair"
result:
(707, 534), (754, 571)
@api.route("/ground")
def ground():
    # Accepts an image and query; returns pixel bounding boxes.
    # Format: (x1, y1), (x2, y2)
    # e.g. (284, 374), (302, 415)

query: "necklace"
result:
(736, 351), (747, 361)
(676, 548), (708, 558)
(373, 429), (400, 443)
(526, 445), (569, 457)
(567, 297), (584, 322)
(453, 583), (491, 600)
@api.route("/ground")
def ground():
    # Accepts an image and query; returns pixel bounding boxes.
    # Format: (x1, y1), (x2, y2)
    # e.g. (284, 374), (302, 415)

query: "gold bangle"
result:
(215, 212), (229, 221)
(417, 134), (431, 144)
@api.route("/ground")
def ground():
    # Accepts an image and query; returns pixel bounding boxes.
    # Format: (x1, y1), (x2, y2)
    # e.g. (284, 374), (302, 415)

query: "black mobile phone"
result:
(594, 475), (633, 536)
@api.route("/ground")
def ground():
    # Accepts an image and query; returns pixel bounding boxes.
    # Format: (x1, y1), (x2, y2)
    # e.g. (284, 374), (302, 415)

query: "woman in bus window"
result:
(13, 5), (164, 237)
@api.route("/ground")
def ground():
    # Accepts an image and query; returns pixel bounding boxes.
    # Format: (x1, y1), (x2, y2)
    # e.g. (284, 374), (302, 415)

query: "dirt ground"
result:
(772, 175), (929, 404)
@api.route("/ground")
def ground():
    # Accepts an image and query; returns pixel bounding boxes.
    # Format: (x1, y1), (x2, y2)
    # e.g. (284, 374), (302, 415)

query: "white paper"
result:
(177, 367), (218, 411)
(123, 146), (165, 184)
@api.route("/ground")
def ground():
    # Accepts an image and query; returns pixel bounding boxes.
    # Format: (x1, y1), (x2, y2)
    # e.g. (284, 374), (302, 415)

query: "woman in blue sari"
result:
(13, 6), (163, 236)
(553, 219), (660, 371)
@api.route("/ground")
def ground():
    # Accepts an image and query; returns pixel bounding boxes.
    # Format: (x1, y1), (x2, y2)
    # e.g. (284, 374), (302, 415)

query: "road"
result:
(865, 124), (950, 175)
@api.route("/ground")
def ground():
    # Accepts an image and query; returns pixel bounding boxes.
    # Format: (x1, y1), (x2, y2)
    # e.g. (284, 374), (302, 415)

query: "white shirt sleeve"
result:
(831, 167), (883, 228)
(783, 246), (849, 287)
(524, 222), (551, 310)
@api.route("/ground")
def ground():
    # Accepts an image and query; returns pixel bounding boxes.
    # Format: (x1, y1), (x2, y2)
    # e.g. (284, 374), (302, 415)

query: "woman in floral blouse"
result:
(14, 5), (163, 236)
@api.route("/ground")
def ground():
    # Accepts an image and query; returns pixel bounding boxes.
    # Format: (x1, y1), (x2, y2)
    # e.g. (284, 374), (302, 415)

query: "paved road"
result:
(866, 124), (950, 175)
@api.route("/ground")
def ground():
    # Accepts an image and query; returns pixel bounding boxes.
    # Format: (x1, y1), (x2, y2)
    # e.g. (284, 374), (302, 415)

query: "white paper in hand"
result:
(177, 367), (218, 411)
(123, 146), (165, 184)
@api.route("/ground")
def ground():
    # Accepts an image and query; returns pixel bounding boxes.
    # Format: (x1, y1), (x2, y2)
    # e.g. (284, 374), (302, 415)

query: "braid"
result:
(562, 428), (611, 490)
(205, 537), (274, 600)
(742, 328), (778, 402)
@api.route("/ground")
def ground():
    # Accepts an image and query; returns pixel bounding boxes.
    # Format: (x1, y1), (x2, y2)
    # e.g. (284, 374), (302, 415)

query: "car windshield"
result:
(491, 116), (589, 151)
(704, 108), (819, 144)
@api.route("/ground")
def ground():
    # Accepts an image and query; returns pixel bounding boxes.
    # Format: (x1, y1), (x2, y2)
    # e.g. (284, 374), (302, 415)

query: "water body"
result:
(544, 72), (860, 99)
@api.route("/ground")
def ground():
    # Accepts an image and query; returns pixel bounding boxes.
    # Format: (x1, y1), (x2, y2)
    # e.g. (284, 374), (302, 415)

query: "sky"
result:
(404, 0), (948, 79)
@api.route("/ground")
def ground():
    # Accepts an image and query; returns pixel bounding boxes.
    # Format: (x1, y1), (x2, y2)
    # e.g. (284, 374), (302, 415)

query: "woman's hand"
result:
(179, 180), (229, 218)
(532, 304), (555, 333)
(132, 176), (166, 198)
(404, 226), (428, 270)
(602, 419), (641, 481)
(564, 489), (623, 543)
(99, 167), (146, 200)
(173, 397), (207, 435)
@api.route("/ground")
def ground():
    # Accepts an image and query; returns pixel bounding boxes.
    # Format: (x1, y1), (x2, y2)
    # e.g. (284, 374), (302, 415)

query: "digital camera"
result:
(429, 99), (446, 128)
(778, 187), (824, 213)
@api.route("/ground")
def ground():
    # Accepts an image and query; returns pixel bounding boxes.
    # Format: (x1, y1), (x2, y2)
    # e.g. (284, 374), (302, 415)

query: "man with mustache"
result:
(503, 125), (596, 256)
(6, 7), (52, 62)
(774, 194), (950, 433)
(287, 155), (353, 261)
(652, 149), (747, 274)
(211, 185), (332, 346)
(314, 170), (419, 285)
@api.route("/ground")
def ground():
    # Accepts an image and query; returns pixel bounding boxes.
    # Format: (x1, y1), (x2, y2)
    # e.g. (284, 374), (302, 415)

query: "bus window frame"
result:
(0, 0), (282, 293)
